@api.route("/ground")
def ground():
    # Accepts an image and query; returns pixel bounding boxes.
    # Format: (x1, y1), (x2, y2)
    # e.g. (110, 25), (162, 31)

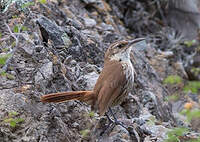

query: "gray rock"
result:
(37, 16), (71, 48)
(81, 0), (97, 4)
(21, 44), (34, 55)
(84, 18), (97, 28)
(167, 0), (200, 39)
(100, 23), (114, 31)
(84, 71), (99, 90)
(35, 62), (53, 83)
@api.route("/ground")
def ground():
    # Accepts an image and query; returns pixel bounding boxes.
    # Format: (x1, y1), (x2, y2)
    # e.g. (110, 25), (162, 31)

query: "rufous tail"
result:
(40, 91), (94, 105)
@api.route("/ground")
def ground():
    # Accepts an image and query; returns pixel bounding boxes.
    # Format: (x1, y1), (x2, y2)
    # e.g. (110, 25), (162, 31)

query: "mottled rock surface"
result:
(0, 0), (200, 142)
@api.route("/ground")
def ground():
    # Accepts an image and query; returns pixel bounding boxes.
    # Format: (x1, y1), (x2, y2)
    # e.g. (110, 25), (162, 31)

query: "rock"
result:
(83, 18), (97, 28)
(83, 71), (99, 90)
(167, 0), (200, 39)
(145, 125), (169, 142)
(35, 62), (53, 84)
(109, 125), (131, 141)
(100, 23), (114, 31)
(36, 16), (71, 48)
(21, 44), (35, 55)
(2, 0), (200, 141)
(81, 0), (97, 4)
(185, 52), (200, 80)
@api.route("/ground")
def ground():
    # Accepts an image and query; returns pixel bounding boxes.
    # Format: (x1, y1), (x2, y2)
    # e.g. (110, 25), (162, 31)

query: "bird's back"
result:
(92, 60), (134, 115)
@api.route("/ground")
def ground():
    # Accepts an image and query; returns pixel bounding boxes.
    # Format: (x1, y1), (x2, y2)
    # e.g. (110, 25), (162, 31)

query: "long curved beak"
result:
(128, 38), (145, 47)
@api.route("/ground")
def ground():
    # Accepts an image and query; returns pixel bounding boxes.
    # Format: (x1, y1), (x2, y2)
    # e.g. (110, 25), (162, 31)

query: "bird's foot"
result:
(100, 112), (127, 136)
(114, 119), (127, 129)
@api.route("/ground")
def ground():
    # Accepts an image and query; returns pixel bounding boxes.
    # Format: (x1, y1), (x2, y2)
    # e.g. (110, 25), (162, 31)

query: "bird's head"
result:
(105, 38), (145, 62)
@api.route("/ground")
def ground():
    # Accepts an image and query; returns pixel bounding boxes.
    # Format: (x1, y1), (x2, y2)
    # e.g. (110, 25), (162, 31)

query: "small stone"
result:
(158, 51), (174, 58)
(61, 33), (72, 48)
(81, 0), (97, 4)
(72, 122), (79, 128)
(84, 72), (99, 90)
(70, 60), (77, 66)
(35, 45), (43, 52)
(35, 62), (53, 83)
(21, 45), (34, 55)
(84, 18), (97, 28)
(100, 23), (114, 31)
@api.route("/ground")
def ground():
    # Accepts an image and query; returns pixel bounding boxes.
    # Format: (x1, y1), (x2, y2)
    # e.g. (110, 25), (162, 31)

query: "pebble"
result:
(84, 18), (97, 28)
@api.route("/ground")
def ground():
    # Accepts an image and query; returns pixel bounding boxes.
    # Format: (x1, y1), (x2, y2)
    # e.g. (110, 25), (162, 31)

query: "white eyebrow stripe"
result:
(110, 40), (128, 49)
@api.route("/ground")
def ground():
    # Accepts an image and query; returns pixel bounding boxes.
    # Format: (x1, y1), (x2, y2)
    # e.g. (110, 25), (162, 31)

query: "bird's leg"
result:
(101, 108), (128, 136)
(108, 107), (127, 129)
(100, 112), (115, 136)
(104, 112), (115, 130)
(105, 112), (113, 124)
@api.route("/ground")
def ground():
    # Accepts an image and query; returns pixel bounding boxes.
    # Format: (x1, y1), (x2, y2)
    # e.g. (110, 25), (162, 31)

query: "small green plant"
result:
(190, 138), (200, 142)
(6, 73), (15, 80)
(165, 127), (189, 142)
(21, 1), (35, 8)
(88, 111), (95, 118)
(0, 71), (14, 80)
(183, 40), (196, 47)
(0, 53), (11, 66)
(164, 94), (179, 102)
(2, 47), (9, 52)
(163, 75), (182, 85)
(80, 129), (90, 138)
(9, 111), (18, 116)
(4, 111), (24, 128)
(11, 41), (16, 47)
(21, 26), (28, 31)
(180, 109), (200, 122)
(13, 24), (28, 33)
(0, 71), (7, 76)
(0, 32), (2, 38)
(37, 0), (47, 4)
(191, 67), (200, 77)
(13, 25), (20, 33)
(12, 15), (18, 19)
(183, 81), (200, 94)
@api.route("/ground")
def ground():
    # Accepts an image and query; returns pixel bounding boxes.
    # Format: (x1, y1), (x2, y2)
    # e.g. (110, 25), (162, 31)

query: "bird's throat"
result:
(109, 50), (131, 62)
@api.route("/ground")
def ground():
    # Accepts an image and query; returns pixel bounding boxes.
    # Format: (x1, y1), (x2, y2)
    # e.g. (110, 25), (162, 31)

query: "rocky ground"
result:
(0, 0), (200, 142)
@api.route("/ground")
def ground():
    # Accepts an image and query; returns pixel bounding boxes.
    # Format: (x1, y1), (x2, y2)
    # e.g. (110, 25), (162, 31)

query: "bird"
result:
(40, 38), (145, 120)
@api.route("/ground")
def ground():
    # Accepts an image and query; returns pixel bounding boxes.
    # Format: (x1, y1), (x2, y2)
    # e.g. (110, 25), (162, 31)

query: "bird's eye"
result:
(118, 44), (124, 49)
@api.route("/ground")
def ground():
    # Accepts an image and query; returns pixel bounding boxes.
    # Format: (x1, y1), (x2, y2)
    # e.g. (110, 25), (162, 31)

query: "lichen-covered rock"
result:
(0, 0), (200, 142)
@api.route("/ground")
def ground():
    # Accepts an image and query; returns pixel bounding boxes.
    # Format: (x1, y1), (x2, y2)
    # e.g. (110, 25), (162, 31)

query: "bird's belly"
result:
(112, 61), (134, 106)
(122, 61), (134, 90)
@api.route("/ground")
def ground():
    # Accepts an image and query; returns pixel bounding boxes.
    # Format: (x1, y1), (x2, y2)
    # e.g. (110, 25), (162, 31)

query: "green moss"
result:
(191, 67), (200, 77)
(2, 47), (9, 52)
(184, 40), (196, 47)
(80, 129), (90, 138)
(21, 1), (35, 8)
(0, 53), (11, 66)
(4, 111), (24, 128)
(6, 73), (15, 80)
(165, 127), (189, 142)
(164, 94), (179, 102)
(163, 75), (182, 85)
(181, 109), (200, 122)
(183, 81), (200, 94)
(0, 71), (7, 76)
(9, 111), (18, 117)
(0, 71), (15, 80)
(88, 111), (95, 118)
(13, 25), (19, 33)
(37, 0), (47, 4)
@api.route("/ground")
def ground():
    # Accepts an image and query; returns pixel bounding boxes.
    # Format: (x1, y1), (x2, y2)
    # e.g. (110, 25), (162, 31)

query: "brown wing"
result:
(93, 60), (127, 115)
